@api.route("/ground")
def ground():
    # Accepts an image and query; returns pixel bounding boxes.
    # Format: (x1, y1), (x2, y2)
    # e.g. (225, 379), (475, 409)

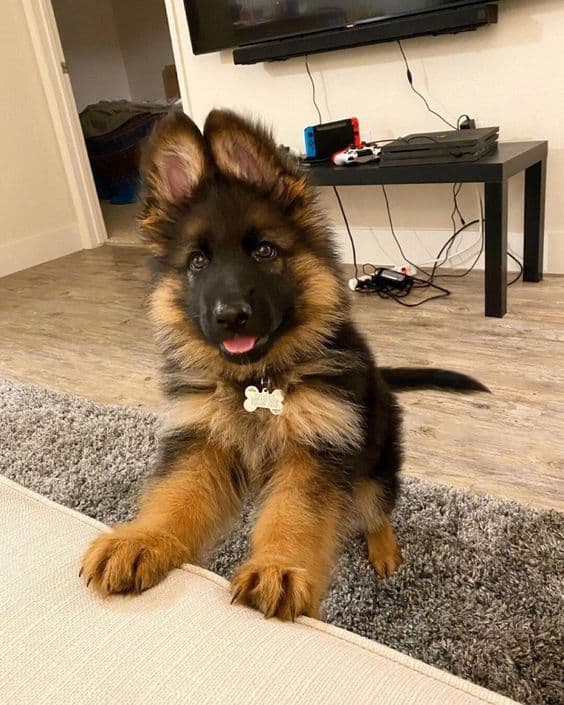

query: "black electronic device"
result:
(373, 268), (413, 291)
(184, 2), (499, 64)
(385, 127), (499, 153)
(349, 268), (414, 293)
(379, 142), (498, 166)
(379, 127), (499, 166)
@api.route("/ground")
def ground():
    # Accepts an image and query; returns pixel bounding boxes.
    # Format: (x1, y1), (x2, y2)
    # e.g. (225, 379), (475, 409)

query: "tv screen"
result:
(186, 1), (488, 55)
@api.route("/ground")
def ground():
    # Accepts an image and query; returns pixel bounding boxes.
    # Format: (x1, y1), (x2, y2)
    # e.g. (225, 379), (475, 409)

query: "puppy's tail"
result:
(380, 367), (490, 393)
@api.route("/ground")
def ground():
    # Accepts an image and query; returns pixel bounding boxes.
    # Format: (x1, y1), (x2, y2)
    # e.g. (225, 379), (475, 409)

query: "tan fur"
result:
(164, 380), (363, 486)
(231, 446), (350, 619)
(80, 525), (187, 596)
(257, 253), (349, 373)
(81, 443), (240, 595)
(353, 476), (388, 532)
(149, 274), (223, 374)
(353, 477), (402, 578)
(365, 517), (403, 579)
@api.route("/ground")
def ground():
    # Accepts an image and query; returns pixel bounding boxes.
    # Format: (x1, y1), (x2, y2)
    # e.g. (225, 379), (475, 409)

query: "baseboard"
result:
(0, 224), (83, 278)
(332, 226), (562, 274)
(1, 223), (560, 279)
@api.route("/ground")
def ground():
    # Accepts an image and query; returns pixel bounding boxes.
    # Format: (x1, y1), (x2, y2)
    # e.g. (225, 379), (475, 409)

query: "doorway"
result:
(49, 0), (181, 247)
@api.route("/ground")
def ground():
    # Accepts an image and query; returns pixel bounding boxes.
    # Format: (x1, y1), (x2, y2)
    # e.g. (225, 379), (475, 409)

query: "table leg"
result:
(484, 181), (508, 317)
(523, 159), (546, 282)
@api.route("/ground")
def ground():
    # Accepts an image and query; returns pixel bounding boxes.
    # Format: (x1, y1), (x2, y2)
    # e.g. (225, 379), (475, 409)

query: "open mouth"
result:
(220, 334), (269, 359)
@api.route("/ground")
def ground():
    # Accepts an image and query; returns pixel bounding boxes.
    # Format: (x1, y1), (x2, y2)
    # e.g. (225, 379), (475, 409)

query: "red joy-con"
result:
(351, 117), (361, 147)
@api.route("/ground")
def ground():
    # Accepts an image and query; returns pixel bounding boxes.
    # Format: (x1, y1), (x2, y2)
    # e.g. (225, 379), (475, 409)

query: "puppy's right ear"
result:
(140, 111), (210, 246)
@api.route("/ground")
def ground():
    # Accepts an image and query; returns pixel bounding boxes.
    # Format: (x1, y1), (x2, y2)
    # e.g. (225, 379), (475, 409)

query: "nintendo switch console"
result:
(304, 118), (360, 159)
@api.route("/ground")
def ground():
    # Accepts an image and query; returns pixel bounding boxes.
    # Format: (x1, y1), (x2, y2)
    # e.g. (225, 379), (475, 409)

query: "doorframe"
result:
(22, 0), (192, 250)
(164, 0), (193, 116)
(22, 0), (107, 249)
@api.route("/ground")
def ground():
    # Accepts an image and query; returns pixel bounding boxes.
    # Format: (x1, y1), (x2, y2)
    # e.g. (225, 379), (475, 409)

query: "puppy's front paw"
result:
(231, 559), (318, 621)
(80, 525), (187, 596)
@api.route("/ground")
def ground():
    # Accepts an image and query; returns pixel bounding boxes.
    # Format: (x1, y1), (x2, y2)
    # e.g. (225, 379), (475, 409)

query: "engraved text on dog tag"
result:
(244, 385), (284, 416)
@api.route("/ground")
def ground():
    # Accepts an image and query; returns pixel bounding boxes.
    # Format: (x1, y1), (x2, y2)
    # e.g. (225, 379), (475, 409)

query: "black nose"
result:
(213, 301), (252, 329)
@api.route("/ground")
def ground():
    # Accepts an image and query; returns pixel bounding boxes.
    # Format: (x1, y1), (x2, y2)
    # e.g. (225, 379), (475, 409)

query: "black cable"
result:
(453, 183), (465, 225)
(304, 55), (322, 124)
(374, 276), (451, 307)
(431, 221), (483, 280)
(508, 253), (524, 286)
(433, 192), (483, 280)
(382, 180), (481, 283)
(379, 183), (488, 306)
(432, 192), (521, 288)
(380, 185), (430, 277)
(397, 40), (457, 130)
(457, 114), (471, 130)
(380, 288), (450, 307)
(333, 186), (359, 280)
(382, 183), (477, 283)
(440, 183), (466, 268)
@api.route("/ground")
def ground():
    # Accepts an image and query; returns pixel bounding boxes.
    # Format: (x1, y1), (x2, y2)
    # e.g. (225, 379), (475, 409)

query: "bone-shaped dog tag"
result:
(244, 385), (284, 416)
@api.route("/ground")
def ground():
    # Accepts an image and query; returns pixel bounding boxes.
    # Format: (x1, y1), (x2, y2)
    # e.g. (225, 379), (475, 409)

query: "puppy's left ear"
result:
(204, 109), (307, 207)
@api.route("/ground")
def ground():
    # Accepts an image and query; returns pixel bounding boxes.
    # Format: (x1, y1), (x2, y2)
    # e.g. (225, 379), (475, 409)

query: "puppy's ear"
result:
(140, 111), (211, 252)
(141, 110), (210, 206)
(204, 109), (307, 207)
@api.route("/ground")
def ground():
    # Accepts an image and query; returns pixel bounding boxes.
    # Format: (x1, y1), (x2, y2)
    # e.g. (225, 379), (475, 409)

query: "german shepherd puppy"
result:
(81, 110), (487, 619)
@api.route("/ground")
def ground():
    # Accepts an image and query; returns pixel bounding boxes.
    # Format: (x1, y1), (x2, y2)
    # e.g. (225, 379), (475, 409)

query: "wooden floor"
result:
(1, 245), (562, 511)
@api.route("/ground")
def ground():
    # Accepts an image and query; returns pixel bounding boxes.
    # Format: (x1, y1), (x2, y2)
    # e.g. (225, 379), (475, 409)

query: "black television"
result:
(185, 1), (499, 65)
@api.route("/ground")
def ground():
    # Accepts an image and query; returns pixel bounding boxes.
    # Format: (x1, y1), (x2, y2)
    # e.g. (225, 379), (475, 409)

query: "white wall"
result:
(51, 0), (131, 111)
(112, 0), (175, 102)
(51, 0), (175, 108)
(0, 0), (80, 278)
(172, 0), (564, 273)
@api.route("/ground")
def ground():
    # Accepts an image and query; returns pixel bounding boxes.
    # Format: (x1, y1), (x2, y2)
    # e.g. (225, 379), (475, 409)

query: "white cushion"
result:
(0, 476), (518, 705)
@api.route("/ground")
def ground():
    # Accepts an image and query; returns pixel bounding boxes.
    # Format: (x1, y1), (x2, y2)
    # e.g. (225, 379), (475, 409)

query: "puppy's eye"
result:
(188, 251), (209, 272)
(253, 241), (278, 261)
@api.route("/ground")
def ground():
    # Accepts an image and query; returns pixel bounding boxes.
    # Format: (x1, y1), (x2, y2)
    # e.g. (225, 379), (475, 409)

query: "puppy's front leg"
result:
(232, 447), (349, 620)
(81, 440), (239, 595)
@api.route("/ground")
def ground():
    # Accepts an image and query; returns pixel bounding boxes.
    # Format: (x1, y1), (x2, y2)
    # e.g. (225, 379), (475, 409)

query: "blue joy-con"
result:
(304, 126), (317, 158)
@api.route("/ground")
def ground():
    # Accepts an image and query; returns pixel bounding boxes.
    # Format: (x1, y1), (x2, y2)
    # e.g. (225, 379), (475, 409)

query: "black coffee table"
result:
(306, 141), (547, 317)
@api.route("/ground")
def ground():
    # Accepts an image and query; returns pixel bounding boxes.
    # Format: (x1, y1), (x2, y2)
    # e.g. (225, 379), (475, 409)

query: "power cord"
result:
(380, 185), (430, 278)
(429, 219), (483, 281)
(452, 183), (466, 227)
(332, 186), (359, 280)
(457, 114), (471, 129)
(396, 39), (457, 130)
(507, 252), (524, 286)
(304, 55), (322, 124)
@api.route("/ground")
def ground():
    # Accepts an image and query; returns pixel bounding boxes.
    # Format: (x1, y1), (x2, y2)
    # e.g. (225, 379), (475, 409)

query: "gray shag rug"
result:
(1, 377), (562, 705)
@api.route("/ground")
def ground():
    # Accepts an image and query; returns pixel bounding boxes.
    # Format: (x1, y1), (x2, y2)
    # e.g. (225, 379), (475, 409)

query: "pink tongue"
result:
(222, 335), (257, 354)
